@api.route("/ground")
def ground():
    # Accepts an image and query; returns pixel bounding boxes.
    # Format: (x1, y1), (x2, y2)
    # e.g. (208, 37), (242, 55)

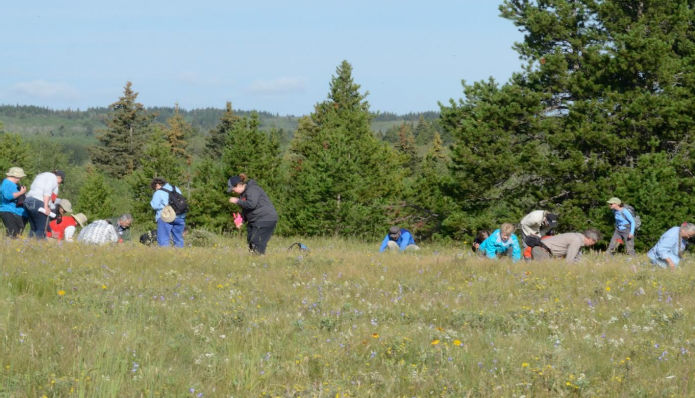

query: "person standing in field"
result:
(478, 223), (522, 262)
(150, 178), (186, 248)
(0, 167), (28, 238)
(228, 173), (278, 255)
(379, 226), (420, 252)
(606, 197), (636, 255)
(647, 223), (695, 270)
(23, 170), (64, 239)
(531, 229), (601, 263)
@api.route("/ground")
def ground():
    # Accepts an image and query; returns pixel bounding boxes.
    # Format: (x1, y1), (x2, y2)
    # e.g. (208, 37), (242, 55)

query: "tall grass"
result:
(1, 236), (693, 397)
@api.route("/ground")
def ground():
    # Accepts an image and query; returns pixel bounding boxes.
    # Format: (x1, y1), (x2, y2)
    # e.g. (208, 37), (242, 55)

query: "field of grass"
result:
(1, 235), (694, 397)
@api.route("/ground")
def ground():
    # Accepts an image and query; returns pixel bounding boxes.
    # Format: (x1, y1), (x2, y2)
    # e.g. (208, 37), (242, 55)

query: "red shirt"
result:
(48, 216), (77, 240)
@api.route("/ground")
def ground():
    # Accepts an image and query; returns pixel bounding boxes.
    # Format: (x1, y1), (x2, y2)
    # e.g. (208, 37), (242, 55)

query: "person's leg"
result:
(624, 231), (636, 256)
(246, 224), (258, 252)
(386, 241), (399, 251)
(531, 246), (551, 260)
(23, 197), (48, 239)
(606, 230), (621, 254)
(157, 218), (173, 247)
(170, 217), (185, 248)
(0, 212), (18, 237)
(405, 244), (420, 251)
(252, 222), (277, 255)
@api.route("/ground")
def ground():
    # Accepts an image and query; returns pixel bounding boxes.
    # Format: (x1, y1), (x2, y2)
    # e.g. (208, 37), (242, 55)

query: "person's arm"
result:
(150, 190), (166, 210)
(565, 240), (582, 263)
(511, 236), (522, 262)
(64, 226), (76, 242)
(236, 187), (260, 210)
(398, 232), (412, 251)
(622, 209), (636, 236)
(379, 235), (389, 252)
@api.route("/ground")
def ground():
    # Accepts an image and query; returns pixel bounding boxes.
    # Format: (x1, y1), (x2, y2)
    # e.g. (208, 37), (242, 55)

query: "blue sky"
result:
(1, 1), (524, 115)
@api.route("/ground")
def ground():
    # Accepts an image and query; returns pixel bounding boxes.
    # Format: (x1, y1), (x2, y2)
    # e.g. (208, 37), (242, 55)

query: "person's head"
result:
(56, 199), (73, 214)
(6, 167), (26, 182)
(150, 177), (167, 190)
(544, 213), (558, 229)
(583, 229), (601, 246)
(388, 226), (401, 241)
(475, 230), (490, 242)
(680, 223), (695, 239)
(607, 197), (623, 210)
(500, 223), (515, 242)
(53, 170), (66, 185)
(227, 173), (248, 194)
(118, 213), (133, 228)
(73, 213), (88, 227)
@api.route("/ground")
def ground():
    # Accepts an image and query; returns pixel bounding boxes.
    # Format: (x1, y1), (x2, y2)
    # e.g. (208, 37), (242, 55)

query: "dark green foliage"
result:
(284, 61), (404, 237)
(187, 159), (233, 233)
(90, 82), (154, 177)
(0, 132), (31, 176)
(76, 167), (116, 221)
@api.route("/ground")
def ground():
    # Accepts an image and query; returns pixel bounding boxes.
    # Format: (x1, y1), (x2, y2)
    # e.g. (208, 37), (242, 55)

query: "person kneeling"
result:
(478, 223), (521, 262)
(531, 229), (600, 263)
(379, 226), (419, 252)
(647, 223), (695, 270)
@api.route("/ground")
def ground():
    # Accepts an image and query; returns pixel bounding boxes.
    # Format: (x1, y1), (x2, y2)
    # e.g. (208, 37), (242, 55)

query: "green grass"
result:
(1, 236), (694, 397)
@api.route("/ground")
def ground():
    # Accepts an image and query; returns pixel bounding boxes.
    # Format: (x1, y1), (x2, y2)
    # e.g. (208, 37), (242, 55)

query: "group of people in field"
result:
(381, 198), (695, 270)
(1, 167), (279, 254)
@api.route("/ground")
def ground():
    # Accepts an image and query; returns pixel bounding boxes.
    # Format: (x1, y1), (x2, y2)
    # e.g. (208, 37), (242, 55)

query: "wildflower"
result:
(522, 362), (529, 368)
(605, 286), (611, 292)
(371, 333), (379, 339)
(57, 290), (66, 296)
(453, 340), (462, 346)
(101, 284), (107, 289)
(431, 339), (440, 345)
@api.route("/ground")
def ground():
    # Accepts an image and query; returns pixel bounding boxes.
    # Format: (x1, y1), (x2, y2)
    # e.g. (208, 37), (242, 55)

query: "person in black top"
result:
(228, 173), (278, 254)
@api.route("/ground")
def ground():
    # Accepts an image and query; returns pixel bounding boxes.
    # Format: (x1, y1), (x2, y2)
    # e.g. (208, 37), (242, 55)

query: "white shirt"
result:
(26, 172), (59, 201)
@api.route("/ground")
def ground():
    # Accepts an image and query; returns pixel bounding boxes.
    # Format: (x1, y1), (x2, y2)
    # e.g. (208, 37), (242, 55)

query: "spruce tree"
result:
(284, 60), (404, 237)
(164, 104), (193, 161)
(77, 167), (116, 221)
(90, 82), (154, 177)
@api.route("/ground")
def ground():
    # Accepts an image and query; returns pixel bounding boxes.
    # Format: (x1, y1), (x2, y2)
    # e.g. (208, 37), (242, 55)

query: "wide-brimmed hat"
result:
(56, 199), (73, 213)
(160, 205), (177, 223)
(607, 197), (622, 205)
(73, 213), (87, 227)
(6, 167), (26, 178)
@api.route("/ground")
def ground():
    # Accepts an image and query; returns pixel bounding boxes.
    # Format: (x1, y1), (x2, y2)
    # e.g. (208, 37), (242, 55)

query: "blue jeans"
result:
(157, 216), (185, 247)
(23, 197), (49, 239)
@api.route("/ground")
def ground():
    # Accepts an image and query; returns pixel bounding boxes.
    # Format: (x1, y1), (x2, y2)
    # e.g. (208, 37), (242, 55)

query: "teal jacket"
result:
(479, 229), (521, 262)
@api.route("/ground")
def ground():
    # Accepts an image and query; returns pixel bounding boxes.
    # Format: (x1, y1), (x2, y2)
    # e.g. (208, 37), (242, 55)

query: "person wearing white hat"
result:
(0, 167), (28, 237)
(47, 199), (87, 242)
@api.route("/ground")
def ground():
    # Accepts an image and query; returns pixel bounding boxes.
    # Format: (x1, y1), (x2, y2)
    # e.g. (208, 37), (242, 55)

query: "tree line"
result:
(2, 0), (694, 249)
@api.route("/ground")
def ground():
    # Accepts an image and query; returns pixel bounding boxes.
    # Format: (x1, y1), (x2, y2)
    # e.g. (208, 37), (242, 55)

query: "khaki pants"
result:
(531, 246), (552, 261)
(607, 229), (635, 255)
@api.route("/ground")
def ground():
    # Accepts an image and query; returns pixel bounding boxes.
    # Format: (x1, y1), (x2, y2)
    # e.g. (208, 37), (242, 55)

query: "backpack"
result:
(622, 204), (641, 230)
(161, 186), (188, 215)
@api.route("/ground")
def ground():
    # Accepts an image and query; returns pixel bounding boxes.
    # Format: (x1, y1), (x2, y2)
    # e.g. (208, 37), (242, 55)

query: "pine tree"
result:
(395, 123), (419, 175)
(284, 60), (404, 237)
(76, 167), (116, 221)
(90, 82), (154, 177)
(164, 104), (193, 161)
(205, 102), (240, 159)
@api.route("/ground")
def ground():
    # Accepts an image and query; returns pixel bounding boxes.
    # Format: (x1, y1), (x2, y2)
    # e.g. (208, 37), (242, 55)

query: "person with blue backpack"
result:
(150, 177), (186, 248)
(606, 197), (637, 256)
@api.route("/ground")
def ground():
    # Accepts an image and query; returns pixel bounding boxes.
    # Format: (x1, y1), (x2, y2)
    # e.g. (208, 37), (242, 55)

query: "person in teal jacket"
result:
(478, 223), (522, 262)
(379, 226), (420, 252)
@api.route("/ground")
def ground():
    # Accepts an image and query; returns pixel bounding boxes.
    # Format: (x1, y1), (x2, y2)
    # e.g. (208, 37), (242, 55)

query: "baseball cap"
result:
(607, 197), (622, 205)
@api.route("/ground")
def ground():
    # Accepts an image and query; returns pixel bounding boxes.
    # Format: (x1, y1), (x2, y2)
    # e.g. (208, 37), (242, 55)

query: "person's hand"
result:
(18, 186), (26, 194)
(628, 234), (634, 240)
(44, 205), (51, 216)
(229, 197), (239, 204)
(233, 212), (243, 229)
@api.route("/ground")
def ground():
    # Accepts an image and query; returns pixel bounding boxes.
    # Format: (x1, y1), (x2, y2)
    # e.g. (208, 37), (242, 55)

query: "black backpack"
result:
(161, 186), (188, 215)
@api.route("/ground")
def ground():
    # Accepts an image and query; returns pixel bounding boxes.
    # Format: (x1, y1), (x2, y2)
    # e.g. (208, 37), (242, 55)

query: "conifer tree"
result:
(77, 167), (116, 221)
(164, 104), (193, 161)
(205, 102), (240, 160)
(284, 60), (404, 237)
(0, 133), (31, 176)
(90, 82), (154, 177)
(395, 123), (419, 175)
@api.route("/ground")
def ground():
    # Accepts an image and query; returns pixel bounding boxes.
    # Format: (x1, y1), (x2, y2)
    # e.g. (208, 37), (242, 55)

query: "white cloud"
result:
(9, 80), (80, 101)
(246, 77), (306, 95)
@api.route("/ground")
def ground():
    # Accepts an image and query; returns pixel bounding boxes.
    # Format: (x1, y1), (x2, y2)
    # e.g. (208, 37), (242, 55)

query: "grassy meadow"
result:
(1, 235), (694, 397)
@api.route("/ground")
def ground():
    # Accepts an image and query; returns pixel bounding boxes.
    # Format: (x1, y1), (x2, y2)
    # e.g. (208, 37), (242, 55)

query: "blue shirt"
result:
(379, 229), (416, 252)
(648, 227), (686, 268)
(479, 229), (521, 262)
(0, 178), (26, 216)
(150, 183), (184, 221)
(613, 208), (635, 235)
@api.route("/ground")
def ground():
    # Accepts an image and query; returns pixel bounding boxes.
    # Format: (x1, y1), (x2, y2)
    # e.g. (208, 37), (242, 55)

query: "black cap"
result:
(227, 175), (242, 192)
(545, 213), (558, 229)
(54, 170), (66, 183)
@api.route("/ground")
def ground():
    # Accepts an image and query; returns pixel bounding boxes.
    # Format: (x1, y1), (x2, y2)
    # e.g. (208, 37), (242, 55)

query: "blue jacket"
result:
(479, 229), (521, 262)
(0, 178), (26, 216)
(150, 183), (185, 221)
(613, 208), (636, 235)
(379, 229), (416, 252)
(648, 227), (686, 268)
